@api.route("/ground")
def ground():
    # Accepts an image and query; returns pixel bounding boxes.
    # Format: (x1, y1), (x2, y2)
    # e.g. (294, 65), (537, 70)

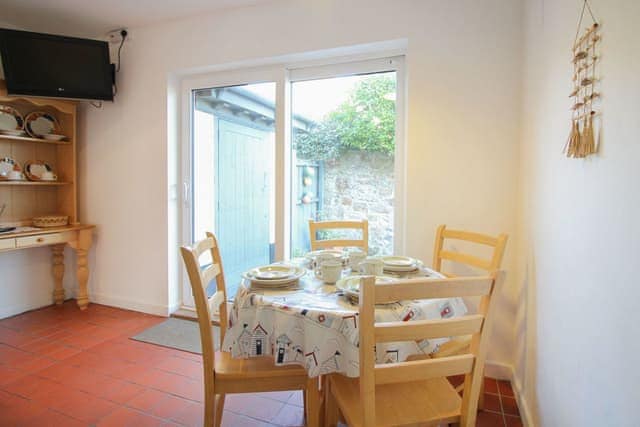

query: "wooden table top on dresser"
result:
(0, 224), (96, 310)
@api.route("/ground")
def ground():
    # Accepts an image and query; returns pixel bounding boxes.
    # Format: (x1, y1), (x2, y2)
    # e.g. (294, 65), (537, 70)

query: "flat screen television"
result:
(0, 29), (113, 101)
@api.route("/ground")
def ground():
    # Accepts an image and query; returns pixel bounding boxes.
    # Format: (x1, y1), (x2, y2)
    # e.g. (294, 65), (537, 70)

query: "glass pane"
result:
(193, 82), (276, 298)
(290, 72), (396, 257)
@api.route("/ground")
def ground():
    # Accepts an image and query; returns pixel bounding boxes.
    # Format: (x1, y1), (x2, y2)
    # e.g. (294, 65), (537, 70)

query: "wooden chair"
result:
(432, 224), (508, 277)
(325, 273), (504, 427)
(308, 219), (369, 252)
(180, 232), (319, 427)
(431, 224), (508, 409)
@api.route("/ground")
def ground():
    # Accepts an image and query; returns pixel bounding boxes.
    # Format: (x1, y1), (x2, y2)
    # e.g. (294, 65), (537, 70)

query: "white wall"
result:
(3, 0), (523, 370)
(516, 0), (640, 425)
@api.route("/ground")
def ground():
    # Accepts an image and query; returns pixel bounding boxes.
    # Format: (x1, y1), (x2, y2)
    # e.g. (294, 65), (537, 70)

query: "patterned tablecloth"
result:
(221, 266), (467, 378)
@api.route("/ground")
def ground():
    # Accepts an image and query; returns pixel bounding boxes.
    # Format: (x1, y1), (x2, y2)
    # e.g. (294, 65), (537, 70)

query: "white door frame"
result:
(178, 55), (406, 309)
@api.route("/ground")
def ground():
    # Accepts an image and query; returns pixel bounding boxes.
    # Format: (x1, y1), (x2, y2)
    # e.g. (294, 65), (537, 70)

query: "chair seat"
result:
(214, 351), (308, 379)
(329, 374), (462, 427)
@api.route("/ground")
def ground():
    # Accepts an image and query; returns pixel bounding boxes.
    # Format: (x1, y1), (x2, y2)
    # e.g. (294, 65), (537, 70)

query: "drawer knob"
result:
(37, 237), (45, 243)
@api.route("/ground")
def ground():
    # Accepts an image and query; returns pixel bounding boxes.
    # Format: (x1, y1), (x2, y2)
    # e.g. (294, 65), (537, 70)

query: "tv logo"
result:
(57, 87), (65, 91)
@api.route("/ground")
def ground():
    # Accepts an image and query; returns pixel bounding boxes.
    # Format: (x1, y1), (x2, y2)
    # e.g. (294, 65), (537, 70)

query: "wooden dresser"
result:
(0, 81), (95, 310)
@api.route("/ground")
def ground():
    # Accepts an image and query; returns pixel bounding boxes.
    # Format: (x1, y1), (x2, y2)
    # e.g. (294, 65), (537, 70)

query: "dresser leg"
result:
(72, 229), (93, 310)
(51, 244), (66, 305)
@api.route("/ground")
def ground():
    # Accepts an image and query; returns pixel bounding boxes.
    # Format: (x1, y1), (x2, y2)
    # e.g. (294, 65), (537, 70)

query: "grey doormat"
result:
(131, 317), (219, 354)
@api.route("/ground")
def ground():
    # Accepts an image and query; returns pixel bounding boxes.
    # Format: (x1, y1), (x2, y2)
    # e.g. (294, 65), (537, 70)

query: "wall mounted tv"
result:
(0, 29), (113, 101)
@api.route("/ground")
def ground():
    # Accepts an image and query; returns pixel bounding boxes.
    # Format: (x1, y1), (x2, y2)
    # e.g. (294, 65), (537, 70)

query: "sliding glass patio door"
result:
(181, 57), (404, 309)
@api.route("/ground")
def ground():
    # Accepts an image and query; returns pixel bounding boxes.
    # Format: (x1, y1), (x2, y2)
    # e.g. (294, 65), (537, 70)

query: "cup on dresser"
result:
(315, 260), (342, 283)
(40, 171), (57, 181)
(348, 249), (367, 270)
(359, 257), (384, 275)
(6, 170), (23, 180)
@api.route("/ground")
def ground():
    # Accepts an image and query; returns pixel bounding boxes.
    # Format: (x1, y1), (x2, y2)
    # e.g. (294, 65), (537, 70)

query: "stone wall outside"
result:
(319, 150), (394, 255)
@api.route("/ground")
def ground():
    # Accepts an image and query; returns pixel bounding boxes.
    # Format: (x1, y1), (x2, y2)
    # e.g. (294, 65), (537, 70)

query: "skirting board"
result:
(485, 360), (534, 427)
(90, 292), (171, 316)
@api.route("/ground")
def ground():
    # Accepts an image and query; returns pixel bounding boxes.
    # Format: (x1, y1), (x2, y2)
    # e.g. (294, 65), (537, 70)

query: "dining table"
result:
(220, 256), (469, 378)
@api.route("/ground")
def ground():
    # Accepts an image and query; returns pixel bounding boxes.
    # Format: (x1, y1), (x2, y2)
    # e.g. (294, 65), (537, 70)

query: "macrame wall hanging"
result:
(564, 0), (601, 158)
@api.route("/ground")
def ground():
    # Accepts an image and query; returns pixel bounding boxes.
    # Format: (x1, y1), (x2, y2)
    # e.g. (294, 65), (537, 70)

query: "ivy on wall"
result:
(294, 74), (396, 159)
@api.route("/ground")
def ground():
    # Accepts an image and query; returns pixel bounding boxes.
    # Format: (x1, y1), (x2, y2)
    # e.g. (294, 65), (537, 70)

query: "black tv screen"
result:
(0, 29), (113, 101)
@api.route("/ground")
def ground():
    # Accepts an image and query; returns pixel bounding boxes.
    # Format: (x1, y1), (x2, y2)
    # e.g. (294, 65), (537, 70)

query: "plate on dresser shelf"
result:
(0, 157), (25, 181)
(0, 105), (25, 135)
(24, 161), (57, 181)
(24, 112), (61, 139)
(41, 134), (67, 141)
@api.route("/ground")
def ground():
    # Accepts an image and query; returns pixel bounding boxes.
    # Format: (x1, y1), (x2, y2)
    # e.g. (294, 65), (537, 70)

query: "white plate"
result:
(250, 265), (298, 280)
(24, 112), (60, 138)
(381, 256), (422, 272)
(336, 275), (398, 293)
(0, 106), (24, 134)
(0, 157), (20, 180)
(0, 129), (27, 137)
(41, 134), (66, 141)
(304, 249), (344, 259)
(243, 265), (306, 286)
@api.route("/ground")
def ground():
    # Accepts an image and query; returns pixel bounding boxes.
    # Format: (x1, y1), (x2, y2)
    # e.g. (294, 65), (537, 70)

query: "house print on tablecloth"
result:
(291, 345), (304, 362)
(440, 302), (453, 318)
(275, 334), (292, 363)
(251, 324), (268, 356)
(384, 349), (399, 363)
(238, 324), (252, 355)
(304, 347), (319, 370)
(320, 350), (341, 374)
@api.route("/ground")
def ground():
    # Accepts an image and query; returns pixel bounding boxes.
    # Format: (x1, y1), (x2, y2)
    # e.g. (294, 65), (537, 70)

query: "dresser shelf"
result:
(0, 181), (72, 186)
(0, 134), (72, 145)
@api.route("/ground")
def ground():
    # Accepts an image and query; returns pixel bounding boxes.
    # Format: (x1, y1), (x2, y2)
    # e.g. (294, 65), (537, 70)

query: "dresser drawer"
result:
(16, 232), (72, 248)
(0, 238), (15, 251)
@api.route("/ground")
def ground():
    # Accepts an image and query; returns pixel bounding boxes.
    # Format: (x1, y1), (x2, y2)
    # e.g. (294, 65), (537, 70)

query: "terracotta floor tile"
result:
(127, 388), (169, 413)
(505, 414), (524, 427)
(52, 392), (118, 424)
(0, 390), (49, 425)
(0, 365), (29, 386)
(225, 394), (286, 422)
(476, 410), (506, 427)
(270, 403), (305, 426)
(97, 406), (167, 427)
(482, 392), (502, 413)
(448, 374), (465, 388)
(20, 408), (88, 427)
(501, 396), (520, 416)
(497, 379), (514, 397)
(152, 355), (203, 380)
(168, 400), (204, 427)
(96, 378), (147, 405)
(153, 394), (200, 421)
(484, 377), (499, 394)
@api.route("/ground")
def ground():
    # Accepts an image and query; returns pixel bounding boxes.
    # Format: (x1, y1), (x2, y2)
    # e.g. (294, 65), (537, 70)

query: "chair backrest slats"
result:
(374, 276), (493, 303)
(358, 272), (505, 427)
(374, 315), (484, 343)
(180, 232), (228, 383)
(374, 354), (474, 385)
(308, 219), (369, 252)
(433, 224), (508, 275)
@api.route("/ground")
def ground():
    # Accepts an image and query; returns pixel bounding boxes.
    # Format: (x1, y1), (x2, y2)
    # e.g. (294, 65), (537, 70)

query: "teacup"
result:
(315, 260), (342, 283)
(7, 170), (24, 180)
(40, 171), (57, 181)
(348, 249), (367, 270)
(359, 257), (384, 275)
(313, 253), (338, 269)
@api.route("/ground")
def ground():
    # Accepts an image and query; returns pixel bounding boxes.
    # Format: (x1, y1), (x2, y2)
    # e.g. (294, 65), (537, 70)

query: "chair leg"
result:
(306, 377), (320, 427)
(214, 394), (225, 427)
(478, 380), (485, 411)
(324, 378), (338, 427)
(204, 391), (215, 427)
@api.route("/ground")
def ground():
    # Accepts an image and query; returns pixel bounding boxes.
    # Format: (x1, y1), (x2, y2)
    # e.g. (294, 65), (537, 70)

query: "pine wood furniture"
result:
(0, 81), (95, 310)
(308, 219), (369, 252)
(180, 232), (320, 427)
(430, 224), (508, 408)
(325, 272), (504, 427)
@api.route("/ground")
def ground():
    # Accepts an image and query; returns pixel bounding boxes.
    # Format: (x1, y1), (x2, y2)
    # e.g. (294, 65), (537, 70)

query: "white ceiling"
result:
(0, 0), (272, 38)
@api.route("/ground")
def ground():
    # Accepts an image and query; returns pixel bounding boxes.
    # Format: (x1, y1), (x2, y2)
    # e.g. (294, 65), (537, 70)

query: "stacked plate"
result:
(242, 264), (306, 289)
(380, 256), (422, 274)
(336, 275), (398, 304)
